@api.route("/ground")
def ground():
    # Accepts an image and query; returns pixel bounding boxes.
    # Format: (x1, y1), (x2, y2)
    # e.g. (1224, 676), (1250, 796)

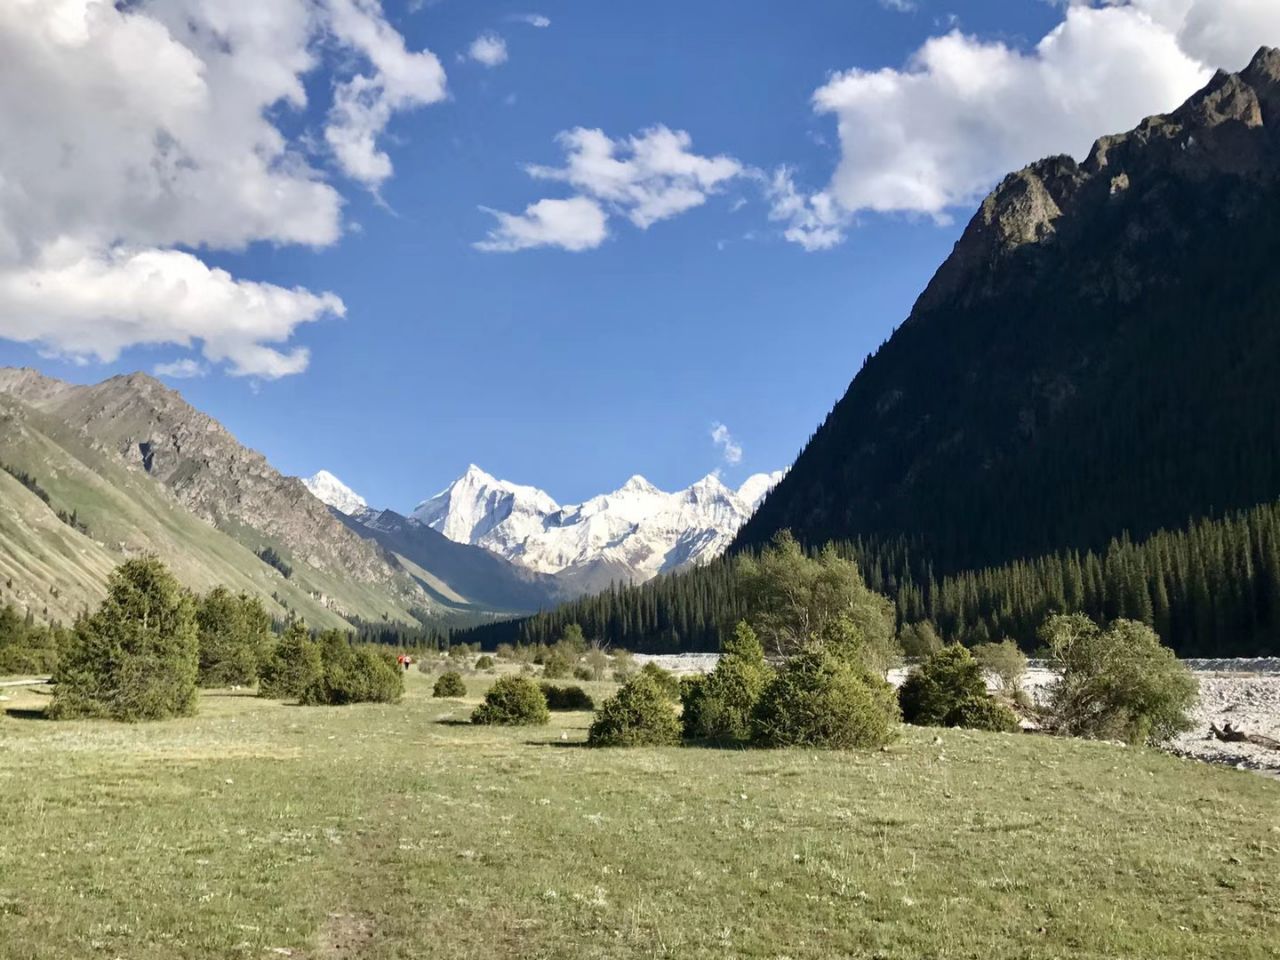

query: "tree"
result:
(258, 621), (322, 701)
(738, 532), (896, 657)
(899, 621), (943, 659)
(1041, 614), (1197, 745)
(300, 630), (404, 705)
(196, 588), (270, 687)
(971, 639), (1028, 695)
(50, 557), (199, 721)
(588, 672), (681, 747)
(682, 621), (774, 743)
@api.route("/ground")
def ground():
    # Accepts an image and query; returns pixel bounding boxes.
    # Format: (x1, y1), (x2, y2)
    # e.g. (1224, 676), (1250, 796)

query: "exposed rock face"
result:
(737, 47), (1280, 571)
(916, 48), (1280, 318)
(0, 369), (418, 596)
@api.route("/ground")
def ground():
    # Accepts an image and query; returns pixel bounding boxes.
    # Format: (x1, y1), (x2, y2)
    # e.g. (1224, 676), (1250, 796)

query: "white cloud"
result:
(528, 127), (744, 228)
(711, 423), (744, 466)
(479, 126), (744, 252)
(0, 0), (443, 375)
(879, 0), (917, 12)
(475, 197), (609, 252)
(324, 0), (448, 188)
(154, 358), (208, 379)
(0, 241), (344, 379)
(467, 33), (508, 67)
(778, 0), (1280, 248)
(766, 169), (846, 251)
(511, 13), (551, 28)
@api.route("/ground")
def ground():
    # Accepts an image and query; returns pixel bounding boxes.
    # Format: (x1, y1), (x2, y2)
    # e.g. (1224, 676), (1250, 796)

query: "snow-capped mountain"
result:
(411, 465), (784, 583)
(303, 470), (368, 517)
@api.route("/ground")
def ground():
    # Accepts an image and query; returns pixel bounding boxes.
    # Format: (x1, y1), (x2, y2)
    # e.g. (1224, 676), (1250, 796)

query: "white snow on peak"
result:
(410, 466), (785, 583)
(738, 470), (786, 511)
(303, 470), (368, 516)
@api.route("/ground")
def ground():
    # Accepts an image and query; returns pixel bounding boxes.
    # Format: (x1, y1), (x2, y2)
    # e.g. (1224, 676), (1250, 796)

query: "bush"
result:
(588, 673), (681, 747)
(433, 671), (467, 698)
(572, 665), (594, 681)
(971, 639), (1028, 694)
(50, 557), (199, 721)
(540, 683), (595, 711)
(682, 621), (773, 743)
(1042, 614), (1197, 745)
(196, 587), (270, 687)
(949, 695), (1020, 733)
(611, 649), (638, 682)
(899, 621), (944, 659)
(474, 654), (495, 671)
(258, 621), (323, 701)
(0, 604), (63, 674)
(299, 632), (403, 706)
(639, 661), (681, 702)
(752, 649), (900, 749)
(899, 646), (1015, 731)
(542, 646), (574, 679)
(472, 675), (549, 726)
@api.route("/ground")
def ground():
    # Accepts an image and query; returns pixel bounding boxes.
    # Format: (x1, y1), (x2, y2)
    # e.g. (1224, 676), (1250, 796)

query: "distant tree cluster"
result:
(0, 603), (67, 674)
(255, 546), (293, 579)
(258, 621), (403, 705)
(452, 500), (1280, 658)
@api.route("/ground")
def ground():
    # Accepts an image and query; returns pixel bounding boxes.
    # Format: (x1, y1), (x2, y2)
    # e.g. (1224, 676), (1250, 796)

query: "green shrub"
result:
(474, 654), (495, 671)
(949, 696), (1020, 733)
(196, 587), (270, 688)
(572, 665), (594, 682)
(639, 661), (681, 702)
(258, 621), (322, 701)
(299, 632), (403, 706)
(588, 673), (681, 747)
(433, 671), (467, 698)
(682, 621), (773, 743)
(752, 649), (899, 749)
(898, 645), (1015, 731)
(50, 557), (199, 721)
(540, 683), (595, 711)
(0, 604), (63, 674)
(541, 646), (574, 679)
(472, 675), (549, 726)
(1042, 614), (1197, 745)
(611, 649), (638, 682)
(899, 621), (944, 659)
(971, 639), (1028, 694)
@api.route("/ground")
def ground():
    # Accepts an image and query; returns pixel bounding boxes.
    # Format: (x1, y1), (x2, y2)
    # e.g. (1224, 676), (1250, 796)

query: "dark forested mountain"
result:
(738, 48), (1280, 575)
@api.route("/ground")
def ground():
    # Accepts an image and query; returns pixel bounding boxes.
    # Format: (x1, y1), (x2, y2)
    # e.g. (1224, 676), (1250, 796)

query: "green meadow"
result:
(1, 671), (1276, 960)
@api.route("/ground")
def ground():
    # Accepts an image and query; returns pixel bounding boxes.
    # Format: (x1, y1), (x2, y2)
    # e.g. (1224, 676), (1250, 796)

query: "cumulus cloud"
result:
(479, 126), (744, 251)
(324, 0), (448, 188)
(0, 0), (442, 375)
(475, 197), (609, 252)
(766, 169), (846, 251)
(0, 242), (344, 379)
(467, 33), (509, 67)
(711, 423), (744, 466)
(775, 0), (1280, 248)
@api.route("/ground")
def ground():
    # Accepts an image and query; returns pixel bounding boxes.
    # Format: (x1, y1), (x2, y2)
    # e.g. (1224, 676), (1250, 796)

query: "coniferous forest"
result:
(451, 498), (1280, 657)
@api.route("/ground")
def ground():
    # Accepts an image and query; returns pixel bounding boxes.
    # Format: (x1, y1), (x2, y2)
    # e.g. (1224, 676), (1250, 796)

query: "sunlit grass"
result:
(1, 671), (1276, 959)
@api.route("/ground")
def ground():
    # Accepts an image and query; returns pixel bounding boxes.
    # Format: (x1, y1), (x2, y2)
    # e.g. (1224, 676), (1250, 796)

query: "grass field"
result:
(1, 670), (1277, 959)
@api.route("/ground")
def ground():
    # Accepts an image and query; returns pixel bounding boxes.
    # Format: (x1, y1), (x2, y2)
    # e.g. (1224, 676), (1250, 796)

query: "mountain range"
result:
(0, 363), (779, 629)
(306, 464), (783, 596)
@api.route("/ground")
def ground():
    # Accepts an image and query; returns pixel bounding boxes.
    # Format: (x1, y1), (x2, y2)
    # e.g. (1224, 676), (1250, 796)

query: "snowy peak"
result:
(738, 470), (786, 511)
(303, 470), (368, 516)
(412, 464), (784, 584)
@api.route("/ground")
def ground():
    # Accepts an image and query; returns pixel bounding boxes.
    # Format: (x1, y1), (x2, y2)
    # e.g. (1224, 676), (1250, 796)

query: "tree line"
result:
(449, 498), (1280, 657)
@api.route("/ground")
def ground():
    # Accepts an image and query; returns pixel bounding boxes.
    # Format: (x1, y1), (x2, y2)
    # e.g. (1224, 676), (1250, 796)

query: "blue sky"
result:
(1, 0), (1274, 509)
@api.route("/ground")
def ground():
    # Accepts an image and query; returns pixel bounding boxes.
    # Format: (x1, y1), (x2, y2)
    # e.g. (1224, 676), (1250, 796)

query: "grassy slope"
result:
(0, 398), (403, 628)
(0, 672), (1275, 959)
